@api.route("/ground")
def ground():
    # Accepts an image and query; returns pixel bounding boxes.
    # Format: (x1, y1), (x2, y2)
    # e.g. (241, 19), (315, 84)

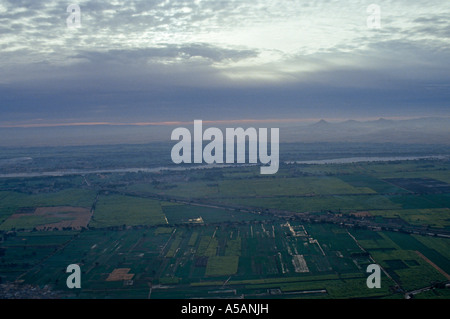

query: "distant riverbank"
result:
(0, 155), (447, 178)
(287, 155), (448, 165)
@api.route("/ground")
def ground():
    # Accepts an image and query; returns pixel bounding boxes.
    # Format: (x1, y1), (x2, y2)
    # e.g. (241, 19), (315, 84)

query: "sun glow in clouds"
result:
(1, 1), (449, 74)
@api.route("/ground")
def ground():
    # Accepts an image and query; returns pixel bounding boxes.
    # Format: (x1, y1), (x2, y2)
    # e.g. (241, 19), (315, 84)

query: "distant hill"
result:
(281, 117), (450, 144)
(312, 119), (330, 127)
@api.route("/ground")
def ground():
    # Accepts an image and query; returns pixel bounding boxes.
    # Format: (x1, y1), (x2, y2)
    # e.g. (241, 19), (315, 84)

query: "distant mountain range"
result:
(0, 117), (449, 147)
(281, 117), (450, 144)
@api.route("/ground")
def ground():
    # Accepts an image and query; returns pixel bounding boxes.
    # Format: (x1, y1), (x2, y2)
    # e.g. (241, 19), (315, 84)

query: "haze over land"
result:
(0, 117), (449, 147)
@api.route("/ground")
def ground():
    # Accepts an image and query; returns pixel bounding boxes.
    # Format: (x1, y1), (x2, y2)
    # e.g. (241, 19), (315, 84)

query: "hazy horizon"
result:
(1, 116), (449, 147)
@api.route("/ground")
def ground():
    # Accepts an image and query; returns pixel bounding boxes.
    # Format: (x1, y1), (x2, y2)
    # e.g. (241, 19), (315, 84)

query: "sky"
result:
(0, 0), (449, 127)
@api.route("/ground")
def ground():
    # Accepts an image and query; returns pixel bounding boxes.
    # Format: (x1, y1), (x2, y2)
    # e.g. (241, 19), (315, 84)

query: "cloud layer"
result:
(0, 0), (449, 125)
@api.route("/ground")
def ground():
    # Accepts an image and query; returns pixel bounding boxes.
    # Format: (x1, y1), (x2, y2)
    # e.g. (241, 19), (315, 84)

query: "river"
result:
(287, 155), (448, 165)
(0, 155), (447, 178)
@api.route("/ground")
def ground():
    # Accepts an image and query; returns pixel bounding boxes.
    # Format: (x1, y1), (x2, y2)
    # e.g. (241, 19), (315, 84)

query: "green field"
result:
(89, 194), (167, 228)
(205, 256), (239, 277)
(162, 203), (264, 224)
(1, 158), (449, 299)
(338, 175), (409, 194)
(217, 194), (401, 212)
(0, 189), (96, 228)
(1, 220), (449, 299)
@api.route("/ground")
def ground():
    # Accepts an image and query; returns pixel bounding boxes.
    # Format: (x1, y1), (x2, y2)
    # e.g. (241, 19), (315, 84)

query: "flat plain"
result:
(0, 145), (449, 299)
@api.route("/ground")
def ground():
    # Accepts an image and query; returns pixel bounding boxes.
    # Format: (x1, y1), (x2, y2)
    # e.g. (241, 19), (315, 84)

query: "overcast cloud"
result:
(0, 0), (449, 125)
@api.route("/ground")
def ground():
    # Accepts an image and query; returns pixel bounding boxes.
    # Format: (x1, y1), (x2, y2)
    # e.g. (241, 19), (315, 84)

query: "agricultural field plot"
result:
(291, 255), (309, 273)
(414, 288), (450, 299)
(412, 235), (450, 261)
(383, 178), (450, 194)
(205, 256), (239, 277)
(0, 206), (92, 231)
(371, 171), (450, 190)
(216, 194), (401, 213)
(350, 229), (450, 292)
(338, 175), (409, 194)
(1, 222), (447, 299)
(350, 230), (399, 251)
(366, 208), (450, 229)
(369, 249), (446, 291)
(149, 228), (384, 298)
(89, 194), (167, 228)
(153, 222), (382, 297)
(0, 189), (97, 230)
(215, 177), (375, 197)
(123, 175), (374, 200)
(382, 232), (450, 275)
(387, 193), (450, 210)
(14, 228), (172, 297)
(0, 231), (78, 283)
(353, 160), (450, 180)
(0, 175), (86, 194)
(161, 203), (264, 224)
(106, 268), (135, 282)
(123, 181), (220, 199)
